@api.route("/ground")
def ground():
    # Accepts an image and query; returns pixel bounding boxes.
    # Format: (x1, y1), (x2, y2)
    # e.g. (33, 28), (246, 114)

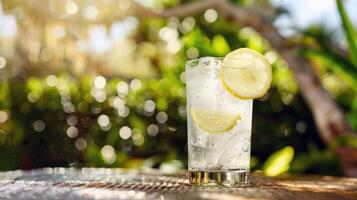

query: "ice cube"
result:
(217, 130), (251, 169)
(189, 144), (222, 170)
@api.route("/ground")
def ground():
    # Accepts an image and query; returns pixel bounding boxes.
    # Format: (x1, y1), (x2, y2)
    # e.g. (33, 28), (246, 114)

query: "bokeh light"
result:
(0, 57), (6, 69)
(75, 138), (87, 150)
(66, 126), (78, 138)
(204, 9), (218, 23)
(66, 115), (78, 126)
(119, 126), (132, 140)
(94, 76), (106, 89)
(144, 100), (156, 113)
(130, 79), (142, 91)
(65, 1), (78, 15)
(131, 128), (144, 146)
(156, 112), (168, 124)
(33, 120), (46, 132)
(117, 81), (129, 96)
(46, 75), (58, 87)
(0, 111), (8, 123)
(101, 145), (116, 164)
(186, 47), (199, 59)
(97, 114), (110, 128)
(179, 17), (195, 33)
(147, 124), (159, 136)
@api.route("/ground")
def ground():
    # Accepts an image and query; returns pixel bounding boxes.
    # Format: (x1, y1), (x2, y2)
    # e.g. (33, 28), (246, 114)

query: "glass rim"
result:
(185, 56), (268, 71)
(185, 56), (223, 67)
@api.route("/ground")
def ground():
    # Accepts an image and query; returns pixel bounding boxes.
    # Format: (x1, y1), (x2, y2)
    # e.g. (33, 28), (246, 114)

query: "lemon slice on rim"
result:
(220, 48), (272, 99)
(191, 107), (241, 134)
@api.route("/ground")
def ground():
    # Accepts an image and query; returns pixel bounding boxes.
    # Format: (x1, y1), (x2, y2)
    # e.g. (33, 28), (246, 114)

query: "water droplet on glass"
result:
(242, 145), (249, 152)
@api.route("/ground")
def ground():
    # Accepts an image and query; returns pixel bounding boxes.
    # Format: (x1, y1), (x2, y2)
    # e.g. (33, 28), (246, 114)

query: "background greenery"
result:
(0, 0), (356, 176)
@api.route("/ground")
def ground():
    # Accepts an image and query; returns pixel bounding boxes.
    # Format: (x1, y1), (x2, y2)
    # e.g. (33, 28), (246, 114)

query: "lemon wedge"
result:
(191, 107), (241, 134)
(220, 48), (272, 99)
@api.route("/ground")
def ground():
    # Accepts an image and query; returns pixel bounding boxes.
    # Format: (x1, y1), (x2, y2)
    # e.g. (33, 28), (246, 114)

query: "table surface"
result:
(0, 168), (356, 200)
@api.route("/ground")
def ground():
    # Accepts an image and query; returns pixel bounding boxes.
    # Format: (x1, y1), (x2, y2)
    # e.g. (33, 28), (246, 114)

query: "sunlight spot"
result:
(33, 120), (45, 132)
(117, 81), (129, 96)
(186, 47), (199, 59)
(112, 97), (125, 109)
(159, 26), (178, 42)
(118, 106), (130, 117)
(27, 91), (39, 103)
(110, 17), (139, 40)
(180, 71), (186, 83)
(83, 5), (98, 20)
(94, 76), (106, 89)
(65, 1), (78, 15)
(132, 128), (144, 146)
(75, 138), (87, 150)
(296, 121), (307, 133)
(144, 100), (155, 112)
(156, 112), (168, 124)
(101, 145), (116, 164)
(97, 114), (110, 127)
(265, 51), (279, 64)
(147, 124), (159, 136)
(0, 56), (6, 69)
(67, 126), (78, 138)
(179, 17), (195, 33)
(46, 75), (58, 87)
(0, 14), (17, 38)
(66, 114), (78, 126)
(178, 106), (187, 117)
(130, 79), (142, 91)
(204, 9), (218, 23)
(166, 40), (181, 54)
(0, 111), (8, 123)
(119, 126), (132, 140)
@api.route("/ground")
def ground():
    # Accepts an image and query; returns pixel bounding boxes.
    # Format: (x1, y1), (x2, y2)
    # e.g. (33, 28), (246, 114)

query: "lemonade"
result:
(186, 48), (271, 186)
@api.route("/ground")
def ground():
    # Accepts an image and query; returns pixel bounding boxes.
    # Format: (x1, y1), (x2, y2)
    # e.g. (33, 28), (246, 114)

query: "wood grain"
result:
(0, 168), (356, 200)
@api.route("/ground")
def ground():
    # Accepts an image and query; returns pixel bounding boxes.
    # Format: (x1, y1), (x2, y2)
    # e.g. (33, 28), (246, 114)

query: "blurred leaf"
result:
(212, 35), (230, 56)
(291, 147), (341, 176)
(330, 135), (357, 149)
(0, 81), (10, 107)
(300, 48), (357, 90)
(124, 158), (144, 169)
(336, 0), (357, 68)
(348, 112), (357, 130)
(27, 78), (43, 92)
(263, 146), (294, 176)
(303, 25), (334, 45)
(128, 115), (146, 133)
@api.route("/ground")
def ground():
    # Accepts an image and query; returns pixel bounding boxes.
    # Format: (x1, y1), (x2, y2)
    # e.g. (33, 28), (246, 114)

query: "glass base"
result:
(188, 169), (249, 187)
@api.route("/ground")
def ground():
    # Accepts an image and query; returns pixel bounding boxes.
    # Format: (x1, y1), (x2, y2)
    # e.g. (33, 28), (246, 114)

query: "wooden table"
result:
(0, 168), (356, 200)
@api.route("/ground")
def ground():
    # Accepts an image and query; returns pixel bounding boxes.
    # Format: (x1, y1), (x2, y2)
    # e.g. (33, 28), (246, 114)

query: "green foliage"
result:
(301, 0), (357, 135)
(212, 35), (230, 56)
(291, 143), (342, 176)
(300, 48), (357, 90)
(330, 135), (357, 149)
(336, 0), (357, 68)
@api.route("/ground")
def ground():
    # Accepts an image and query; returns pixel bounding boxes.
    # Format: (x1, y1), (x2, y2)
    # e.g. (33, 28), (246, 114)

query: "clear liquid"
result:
(186, 57), (252, 172)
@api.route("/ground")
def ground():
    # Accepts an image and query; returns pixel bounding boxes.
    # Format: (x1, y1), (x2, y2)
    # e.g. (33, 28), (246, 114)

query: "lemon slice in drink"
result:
(191, 107), (241, 133)
(220, 48), (272, 99)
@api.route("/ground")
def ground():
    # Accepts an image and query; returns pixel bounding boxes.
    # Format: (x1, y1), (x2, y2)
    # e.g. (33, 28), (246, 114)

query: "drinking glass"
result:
(186, 57), (252, 186)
